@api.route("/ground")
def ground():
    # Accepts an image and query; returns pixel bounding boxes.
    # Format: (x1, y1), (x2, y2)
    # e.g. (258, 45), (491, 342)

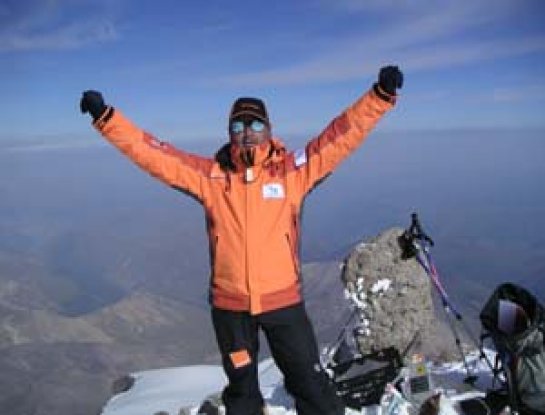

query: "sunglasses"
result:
(230, 119), (266, 134)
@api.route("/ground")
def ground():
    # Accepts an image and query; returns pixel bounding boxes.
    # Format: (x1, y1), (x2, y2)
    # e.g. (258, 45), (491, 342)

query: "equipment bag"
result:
(480, 283), (545, 415)
(329, 346), (403, 409)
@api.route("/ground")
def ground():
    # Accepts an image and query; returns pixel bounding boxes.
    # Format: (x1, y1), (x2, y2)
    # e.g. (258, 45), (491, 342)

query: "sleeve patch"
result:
(294, 148), (307, 167)
(143, 133), (166, 150)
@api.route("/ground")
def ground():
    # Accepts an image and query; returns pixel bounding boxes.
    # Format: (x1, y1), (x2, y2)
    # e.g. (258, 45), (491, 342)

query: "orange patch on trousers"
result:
(229, 349), (251, 369)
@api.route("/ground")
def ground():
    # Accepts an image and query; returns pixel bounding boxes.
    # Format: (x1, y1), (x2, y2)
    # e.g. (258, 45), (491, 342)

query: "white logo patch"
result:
(294, 148), (307, 167)
(262, 183), (285, 199)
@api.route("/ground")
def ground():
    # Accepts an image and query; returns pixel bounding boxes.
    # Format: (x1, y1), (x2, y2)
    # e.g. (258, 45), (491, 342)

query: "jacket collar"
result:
(215, 138), (286, 172)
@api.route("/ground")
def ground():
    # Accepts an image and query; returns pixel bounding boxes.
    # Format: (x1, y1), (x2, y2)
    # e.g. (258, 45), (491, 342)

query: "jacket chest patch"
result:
(262, 183), (285, 199)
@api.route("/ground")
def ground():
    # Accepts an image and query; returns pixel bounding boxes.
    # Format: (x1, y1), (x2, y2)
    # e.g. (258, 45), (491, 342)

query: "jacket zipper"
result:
(288, 208), (300, 275)
(285, 233), (299, 275)
(213, 235), (219, 269)
(245, 176), (251, 300)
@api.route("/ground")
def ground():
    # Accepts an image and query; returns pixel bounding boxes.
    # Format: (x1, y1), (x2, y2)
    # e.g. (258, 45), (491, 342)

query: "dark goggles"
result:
(230, 119), (266, 134)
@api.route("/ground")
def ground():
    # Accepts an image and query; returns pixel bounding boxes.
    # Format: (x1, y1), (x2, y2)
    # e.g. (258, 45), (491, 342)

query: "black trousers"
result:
(212, 303), (344, 415)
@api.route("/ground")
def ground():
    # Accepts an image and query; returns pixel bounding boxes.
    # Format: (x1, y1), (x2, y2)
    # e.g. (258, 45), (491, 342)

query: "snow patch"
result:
(371, 278), (391, 294)
(101, 366), (226, 415)
(101, 350), (500, 415)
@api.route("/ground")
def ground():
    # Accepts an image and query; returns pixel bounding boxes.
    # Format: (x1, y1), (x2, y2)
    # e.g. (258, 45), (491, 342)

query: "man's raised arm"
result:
(80, 90), (213, 203)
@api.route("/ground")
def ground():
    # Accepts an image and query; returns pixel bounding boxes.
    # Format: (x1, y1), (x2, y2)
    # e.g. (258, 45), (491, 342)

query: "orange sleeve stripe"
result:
(141, 132), (213, 178)
(305, 113), (351, 158)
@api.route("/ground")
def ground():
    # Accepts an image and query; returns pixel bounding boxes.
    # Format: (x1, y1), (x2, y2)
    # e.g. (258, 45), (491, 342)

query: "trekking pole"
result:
(410, 216), (497, 378)
(323, 308), (359, 368)
(399, 213), (482, 384)
(415, 241), (478, 384)
(417, 240), (496, 373)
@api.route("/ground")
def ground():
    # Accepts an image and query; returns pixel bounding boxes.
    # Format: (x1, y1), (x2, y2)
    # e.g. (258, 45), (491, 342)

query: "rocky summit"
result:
(341, 227), (457, 361)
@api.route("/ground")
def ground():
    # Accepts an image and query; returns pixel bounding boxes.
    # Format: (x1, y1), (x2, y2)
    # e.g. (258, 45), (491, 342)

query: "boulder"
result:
(111, 374), (135, 395)
(341, 227), (442, 359)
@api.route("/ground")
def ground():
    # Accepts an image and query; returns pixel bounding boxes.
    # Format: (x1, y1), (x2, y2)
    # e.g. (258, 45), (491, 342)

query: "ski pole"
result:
(323, 308), (358, 367)
(414, 235), (495, 374)
(400, 213), (479, 383)
(417, 248), (477, 382)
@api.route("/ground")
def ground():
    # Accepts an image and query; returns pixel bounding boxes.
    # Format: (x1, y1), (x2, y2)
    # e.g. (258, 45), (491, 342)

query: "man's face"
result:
(229, 116), (271, 148)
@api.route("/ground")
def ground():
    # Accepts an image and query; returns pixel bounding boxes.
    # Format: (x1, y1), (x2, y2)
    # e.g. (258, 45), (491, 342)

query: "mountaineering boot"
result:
(196, 399), (219, 415)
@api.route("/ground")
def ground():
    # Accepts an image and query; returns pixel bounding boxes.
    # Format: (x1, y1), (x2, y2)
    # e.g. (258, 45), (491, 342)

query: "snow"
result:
(101, 365), (227, 415)
(100, 350), (500, 415)
(370, 278), (391, 294)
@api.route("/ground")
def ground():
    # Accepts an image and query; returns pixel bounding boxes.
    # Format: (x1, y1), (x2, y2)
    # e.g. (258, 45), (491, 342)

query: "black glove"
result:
(378, 65), (403, 95)
(80, 90), (107, 121)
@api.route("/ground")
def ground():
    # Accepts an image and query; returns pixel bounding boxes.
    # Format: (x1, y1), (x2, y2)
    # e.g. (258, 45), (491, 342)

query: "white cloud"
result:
(207, 2), (544, 88)
(0, 0), (120, 52)
(401, 35), (545, 71)
(320, 0), (522, 17)
(491, 85), (545, 103)
(209, 33), (545, 88)
(416, 82), (545, 107)
(0, 20), (118, 51)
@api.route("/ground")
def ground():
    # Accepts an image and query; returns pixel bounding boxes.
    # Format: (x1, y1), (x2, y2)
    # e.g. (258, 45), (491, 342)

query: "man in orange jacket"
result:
(81, 65), (403, 415)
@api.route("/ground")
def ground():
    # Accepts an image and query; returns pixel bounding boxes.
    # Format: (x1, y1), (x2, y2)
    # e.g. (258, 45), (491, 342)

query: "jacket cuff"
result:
(373, 83), (397, 105)
(93, 106), (115, 129)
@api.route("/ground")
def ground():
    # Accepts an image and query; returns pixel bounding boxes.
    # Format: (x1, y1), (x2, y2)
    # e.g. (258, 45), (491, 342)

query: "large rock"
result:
(341, 227), (437, 358)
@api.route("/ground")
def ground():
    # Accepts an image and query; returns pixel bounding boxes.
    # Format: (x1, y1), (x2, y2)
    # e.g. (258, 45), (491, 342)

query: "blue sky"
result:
(2, 0), (545, 147)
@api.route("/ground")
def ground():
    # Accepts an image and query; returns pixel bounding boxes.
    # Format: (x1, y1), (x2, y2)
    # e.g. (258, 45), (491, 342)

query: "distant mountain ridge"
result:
(0, 259), (348, 415)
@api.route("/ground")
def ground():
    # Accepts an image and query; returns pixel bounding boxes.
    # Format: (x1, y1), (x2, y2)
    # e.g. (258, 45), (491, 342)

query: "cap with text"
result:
(229, 97), (269, 125)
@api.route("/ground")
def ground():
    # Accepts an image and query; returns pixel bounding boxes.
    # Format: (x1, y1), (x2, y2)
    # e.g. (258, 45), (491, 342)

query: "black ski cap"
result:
(229, 97), (269, 125)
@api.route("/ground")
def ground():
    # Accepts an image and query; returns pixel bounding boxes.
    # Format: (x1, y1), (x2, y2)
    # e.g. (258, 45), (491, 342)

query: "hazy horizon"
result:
(1, 126), (544, 415)
(2, 127), (544, 316)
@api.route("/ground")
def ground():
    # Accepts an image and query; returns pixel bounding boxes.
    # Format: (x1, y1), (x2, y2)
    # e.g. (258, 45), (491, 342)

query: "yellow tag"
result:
(415, 363), (427, 376)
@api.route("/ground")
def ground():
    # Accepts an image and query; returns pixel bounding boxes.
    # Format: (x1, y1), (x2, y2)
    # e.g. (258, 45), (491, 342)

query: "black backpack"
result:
(328, 346), (403, 409)
(480, 283), (545, 415)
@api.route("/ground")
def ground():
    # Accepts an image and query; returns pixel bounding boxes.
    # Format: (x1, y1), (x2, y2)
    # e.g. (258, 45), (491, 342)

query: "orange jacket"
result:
(94, 87), (395, 314)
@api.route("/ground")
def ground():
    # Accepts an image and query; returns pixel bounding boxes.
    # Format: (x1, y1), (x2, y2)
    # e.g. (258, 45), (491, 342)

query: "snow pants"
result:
(212, 302), (344, 415)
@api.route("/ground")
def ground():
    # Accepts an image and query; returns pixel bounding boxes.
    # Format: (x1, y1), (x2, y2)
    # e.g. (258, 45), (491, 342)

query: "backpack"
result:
(480, 283), (545, 414)
(328, 346), (403, 409)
